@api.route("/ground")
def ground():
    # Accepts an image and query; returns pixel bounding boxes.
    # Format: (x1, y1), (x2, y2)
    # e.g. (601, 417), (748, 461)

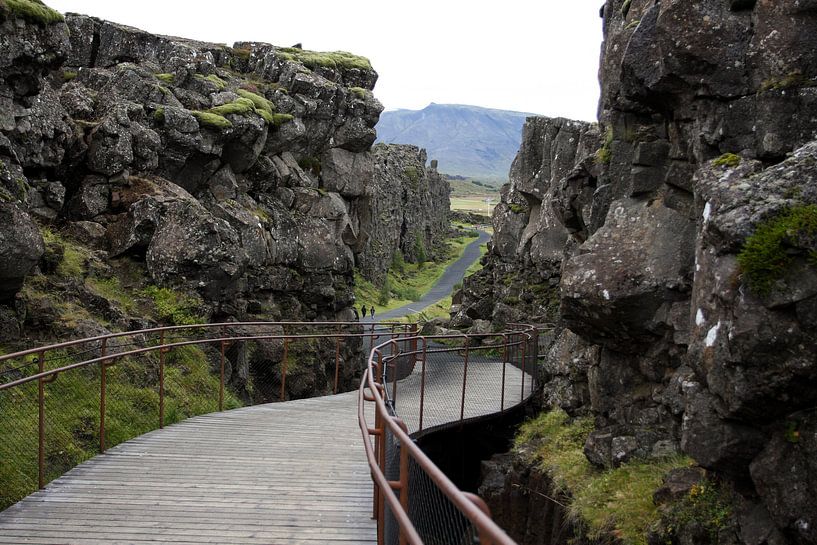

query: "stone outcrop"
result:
(0, 6), (446, 400)
(465, 1), (817, 543)
(357, 144), (450, 284)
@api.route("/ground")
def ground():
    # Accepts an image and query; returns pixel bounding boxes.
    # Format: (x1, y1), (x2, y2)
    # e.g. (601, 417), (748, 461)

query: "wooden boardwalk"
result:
(0, 361), (533, 544)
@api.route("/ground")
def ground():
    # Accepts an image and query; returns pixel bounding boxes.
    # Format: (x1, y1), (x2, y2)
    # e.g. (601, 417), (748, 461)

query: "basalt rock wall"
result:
(462, 1), (817, 543)
(0, 6), (438, 399)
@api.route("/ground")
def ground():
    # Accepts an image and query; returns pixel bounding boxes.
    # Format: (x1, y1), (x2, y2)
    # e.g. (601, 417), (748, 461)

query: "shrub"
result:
(391, 250), (406, 274)
(595, 127), (613, 164)
(377, 275), (391, 306)
(298, 156), (321, 176)
(737, 204), (817, 295)
(414, 233), (427, 268)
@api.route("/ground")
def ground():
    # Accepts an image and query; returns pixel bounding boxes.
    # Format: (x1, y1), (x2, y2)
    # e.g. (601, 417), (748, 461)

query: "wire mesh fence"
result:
(0, 321), (413, 511)
(360, 325), (547, 545)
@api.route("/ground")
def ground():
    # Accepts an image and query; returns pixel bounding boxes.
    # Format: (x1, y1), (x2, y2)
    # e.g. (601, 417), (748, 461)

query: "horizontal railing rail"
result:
(358, 325), (544, 545)
(0, 320), (415, 509)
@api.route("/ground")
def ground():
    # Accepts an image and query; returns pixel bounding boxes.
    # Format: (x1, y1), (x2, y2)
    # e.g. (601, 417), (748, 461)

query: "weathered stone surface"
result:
(0, 203), (44, 301)
(750, 410), (817, 544)
(356, 144), (450, 284)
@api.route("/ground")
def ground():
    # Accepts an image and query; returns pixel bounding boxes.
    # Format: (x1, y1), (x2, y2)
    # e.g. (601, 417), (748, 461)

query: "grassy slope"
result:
(355, 230), (479, 314)
(0, 229), (243, 509)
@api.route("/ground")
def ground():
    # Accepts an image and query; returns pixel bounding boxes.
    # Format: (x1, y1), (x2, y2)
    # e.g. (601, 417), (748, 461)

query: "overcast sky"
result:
(46, 1), (603, 121)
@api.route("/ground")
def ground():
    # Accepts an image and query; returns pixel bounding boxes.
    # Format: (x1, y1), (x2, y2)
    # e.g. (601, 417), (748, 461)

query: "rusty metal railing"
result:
(0, 321), (416, 509)
(358, 326), (541, 545)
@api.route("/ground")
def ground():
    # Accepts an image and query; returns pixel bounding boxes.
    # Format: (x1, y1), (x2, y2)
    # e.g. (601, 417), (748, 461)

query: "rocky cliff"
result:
(460, 1), (817, 543)
(0, 4), (447, 398)
(357, 144), (450, 285)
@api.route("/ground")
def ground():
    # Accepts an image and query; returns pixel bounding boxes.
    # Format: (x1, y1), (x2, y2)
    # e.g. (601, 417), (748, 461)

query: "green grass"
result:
(350, 87), (367, 99)
(464, 243), (488, 277)
(737, 204), (817, 295)
(451, 196), (498, 214)
(85, 276), (136, 314)
(276, 48), (373, 71)
(0, 344), (241, 509)
(0, 0), (63, 24)
(355, 233), (478, 314)
(41, 227), (91, 279)
(191, 110), (232, 130)
(516, 409), (694, 545)
(141, 286), (205, 326)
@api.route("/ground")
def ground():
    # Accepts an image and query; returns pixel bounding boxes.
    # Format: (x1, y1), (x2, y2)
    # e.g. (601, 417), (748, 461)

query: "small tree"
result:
(414, 233), (427, 269)
(378, 274), (391, 306)
(391, 250), (405, 274)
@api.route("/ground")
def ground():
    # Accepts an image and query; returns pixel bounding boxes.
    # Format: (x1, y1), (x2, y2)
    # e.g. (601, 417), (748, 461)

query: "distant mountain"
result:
(375, 103), (537, 180)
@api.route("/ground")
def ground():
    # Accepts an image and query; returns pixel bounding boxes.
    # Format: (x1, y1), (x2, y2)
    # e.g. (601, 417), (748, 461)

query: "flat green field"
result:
(451, 196), (499, 213)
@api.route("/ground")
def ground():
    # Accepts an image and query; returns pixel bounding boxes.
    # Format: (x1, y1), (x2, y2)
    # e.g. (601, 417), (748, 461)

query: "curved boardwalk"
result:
(0, 363), (532, 544)
(0, 394), (375, 545)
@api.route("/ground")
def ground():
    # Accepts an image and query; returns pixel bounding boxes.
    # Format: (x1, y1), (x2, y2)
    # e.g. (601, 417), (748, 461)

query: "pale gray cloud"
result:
(47, 1), (603, 121)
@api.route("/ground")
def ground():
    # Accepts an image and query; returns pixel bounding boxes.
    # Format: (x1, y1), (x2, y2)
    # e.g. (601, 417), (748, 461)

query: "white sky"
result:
(46, 1), (603, 121)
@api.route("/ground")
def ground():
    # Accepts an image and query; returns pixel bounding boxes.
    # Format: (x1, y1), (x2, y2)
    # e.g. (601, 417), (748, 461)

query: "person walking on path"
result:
(353, 307), (359, 321)
(370, 306), (376, 320)
(361, 305), (367, 319)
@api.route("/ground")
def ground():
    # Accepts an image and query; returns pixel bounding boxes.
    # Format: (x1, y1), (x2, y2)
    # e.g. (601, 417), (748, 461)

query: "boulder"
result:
(0, 203), (44, 301)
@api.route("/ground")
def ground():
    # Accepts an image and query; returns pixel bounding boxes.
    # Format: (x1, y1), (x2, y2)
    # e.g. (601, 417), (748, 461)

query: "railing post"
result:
(280, 338), (289, 401)
(159, 331), (165, 429)
(377, 414), (386, 545)
(464, 492), (495, 545)
(461, 336), (470, 423)
(394, 418), (410, 545)
(410, 323), (418, 361)
(99, 338), (108, 453)
(419, 339), (427, 432)
(520, 335), (527, 402)
(334, 335), (341, 395)
(501, 334), (508, 414)
(219, 340), (226, 411)
(37, 350), (45, 489)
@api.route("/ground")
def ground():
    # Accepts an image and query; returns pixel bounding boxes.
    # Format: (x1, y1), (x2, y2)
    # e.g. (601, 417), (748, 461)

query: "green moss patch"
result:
(737, 204), (817, 295)
(516, 409), (694, 545)
(712, 153), (741, 168)
(0, 0), (64, 25)
(760, 71), (814, 92)
(191, 110), (232, 130)
(236, 89), (274, 114)
(194, 73), (226, 90)
(154, 73), (175, 84)
(141, 286), (205, 326)
(208, 97), (255, 117)
(350, 86), (367, 99)
(277, 48), (373, 71)
(509, 203), (527, 214)
(271, 113), (294, 127)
